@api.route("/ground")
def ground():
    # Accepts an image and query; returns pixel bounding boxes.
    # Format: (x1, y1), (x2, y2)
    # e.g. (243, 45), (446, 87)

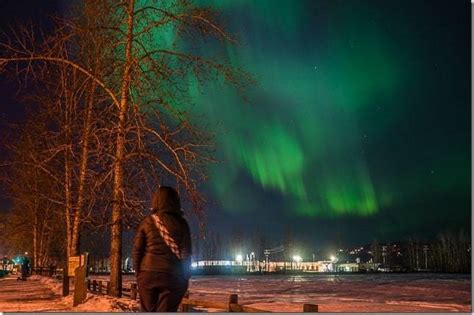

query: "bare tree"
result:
(1, 115), (66, 267)
(0, 0), (251, 296)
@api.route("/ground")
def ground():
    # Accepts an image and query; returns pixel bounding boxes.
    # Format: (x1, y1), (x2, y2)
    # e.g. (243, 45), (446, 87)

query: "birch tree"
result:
(0, 0), (250, 296)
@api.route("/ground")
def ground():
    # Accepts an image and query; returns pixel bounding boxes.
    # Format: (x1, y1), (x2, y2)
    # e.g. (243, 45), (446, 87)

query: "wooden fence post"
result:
(229, 294), (238, 312)
(303, 304), (318, 312)
(62, 265), (69, 297)
(130, 283), (137, 300)
(78, 282), (315, 313)
(181, 291), (190, 312)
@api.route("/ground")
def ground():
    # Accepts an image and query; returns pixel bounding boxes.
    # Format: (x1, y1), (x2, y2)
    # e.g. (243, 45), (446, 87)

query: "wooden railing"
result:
(31, 267), (59, 277)
(86, 279), (319, 312)
(181, 293), (273, 312)
(87, 279), (138, 299)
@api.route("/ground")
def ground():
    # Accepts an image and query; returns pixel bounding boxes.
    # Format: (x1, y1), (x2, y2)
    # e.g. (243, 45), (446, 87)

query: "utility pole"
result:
(264, 250), (270, 272)
(382, 245), (387, 267)
(423, 245), (429, 270)
(415, 245), (419, 271)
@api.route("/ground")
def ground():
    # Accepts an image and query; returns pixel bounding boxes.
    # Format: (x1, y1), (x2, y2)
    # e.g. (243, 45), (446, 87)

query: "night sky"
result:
(0, 1), (471, 250)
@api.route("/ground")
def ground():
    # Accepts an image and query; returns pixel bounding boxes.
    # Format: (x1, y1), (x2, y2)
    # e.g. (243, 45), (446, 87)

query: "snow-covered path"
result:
(0, 275), (69, 312)
(0, 275), (139, 312)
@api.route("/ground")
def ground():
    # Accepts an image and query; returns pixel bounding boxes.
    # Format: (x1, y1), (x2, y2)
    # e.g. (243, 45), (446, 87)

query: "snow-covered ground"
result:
(105, 273), (471, 312)
(0, 273), (470, 312)
(198, 273), (471, 312)
(0, 275), (139, 312)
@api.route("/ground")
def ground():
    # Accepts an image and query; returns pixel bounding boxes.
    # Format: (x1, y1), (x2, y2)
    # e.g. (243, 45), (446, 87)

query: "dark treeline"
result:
(369, 230), (471, 273)
(189, 228), (471, 273)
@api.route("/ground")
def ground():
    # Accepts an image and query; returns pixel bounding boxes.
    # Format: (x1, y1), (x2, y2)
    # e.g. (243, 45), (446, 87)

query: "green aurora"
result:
(140, 0), (470, 240)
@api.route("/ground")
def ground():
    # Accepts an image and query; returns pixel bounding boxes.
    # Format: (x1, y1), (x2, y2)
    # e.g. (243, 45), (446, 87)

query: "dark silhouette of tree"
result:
(0, 0), (251, 296)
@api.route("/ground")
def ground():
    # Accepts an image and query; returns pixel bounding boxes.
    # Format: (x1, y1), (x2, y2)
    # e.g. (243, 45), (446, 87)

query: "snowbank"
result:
(63, 294), (139, 312)
(29, 275), (62, 295)
(29, 275), (139, 312)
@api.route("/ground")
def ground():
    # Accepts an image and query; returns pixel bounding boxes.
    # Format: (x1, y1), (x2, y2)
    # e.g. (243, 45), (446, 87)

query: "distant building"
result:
(0, 257), (15, 272)
(335, 263), (359, 272)
(191, 259), (344, 273)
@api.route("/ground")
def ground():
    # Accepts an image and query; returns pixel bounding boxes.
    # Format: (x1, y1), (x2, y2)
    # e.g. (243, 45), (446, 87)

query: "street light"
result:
(330, 255), (337, 262)
(292, 255), (302, 271)
(236, 254), (243, 264)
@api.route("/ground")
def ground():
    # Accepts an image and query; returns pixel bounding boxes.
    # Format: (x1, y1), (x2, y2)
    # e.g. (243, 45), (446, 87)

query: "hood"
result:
(151, 186), (183, 215)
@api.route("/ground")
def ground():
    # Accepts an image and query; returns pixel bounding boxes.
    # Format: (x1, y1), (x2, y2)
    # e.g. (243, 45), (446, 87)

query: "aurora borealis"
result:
(184, 0), (401, 218)
(185, 0), (471, 244)
(0, 0), (470, 248)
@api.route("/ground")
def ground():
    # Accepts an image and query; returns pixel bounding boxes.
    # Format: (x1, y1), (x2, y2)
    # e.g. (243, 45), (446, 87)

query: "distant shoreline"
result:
(88, 271), (472, 277)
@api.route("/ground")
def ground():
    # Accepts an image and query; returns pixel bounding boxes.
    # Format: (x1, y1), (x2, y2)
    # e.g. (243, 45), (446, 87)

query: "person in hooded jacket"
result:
(132, 186), (192, 312)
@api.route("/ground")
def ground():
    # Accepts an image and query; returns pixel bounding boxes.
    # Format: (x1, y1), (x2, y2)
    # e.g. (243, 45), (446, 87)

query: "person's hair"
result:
(151, 186), (181, 213)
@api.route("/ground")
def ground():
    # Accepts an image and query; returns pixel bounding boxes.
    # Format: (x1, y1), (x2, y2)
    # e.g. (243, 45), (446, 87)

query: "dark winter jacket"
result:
(132, 187), (192, 279)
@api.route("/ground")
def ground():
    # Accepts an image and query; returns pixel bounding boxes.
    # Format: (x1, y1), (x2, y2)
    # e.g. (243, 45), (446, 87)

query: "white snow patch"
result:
(385, 300), (465, 312)
(86, 273), (474, 313)
(26, 275), (139, 312)
(29, 275), (62, 295)
(62, 293), (139, 312)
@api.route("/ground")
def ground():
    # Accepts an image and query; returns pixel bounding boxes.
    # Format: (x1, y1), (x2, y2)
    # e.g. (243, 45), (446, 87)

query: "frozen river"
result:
(95, 273), (471, 312)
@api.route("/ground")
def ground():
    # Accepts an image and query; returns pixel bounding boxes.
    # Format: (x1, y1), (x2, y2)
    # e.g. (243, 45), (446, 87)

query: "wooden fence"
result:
(31, 267), (59, 277)
(27, 269), (319, 312)
(86, 279), (318, 312)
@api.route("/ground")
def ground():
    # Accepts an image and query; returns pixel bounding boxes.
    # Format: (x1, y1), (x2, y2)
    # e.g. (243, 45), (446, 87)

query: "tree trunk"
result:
(71, 81), (96, 256)
(109, 0), (135, 297)
(38, 222), (45, 267)
(33, 211), (38, 269)
(64, 75), (73, 260)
